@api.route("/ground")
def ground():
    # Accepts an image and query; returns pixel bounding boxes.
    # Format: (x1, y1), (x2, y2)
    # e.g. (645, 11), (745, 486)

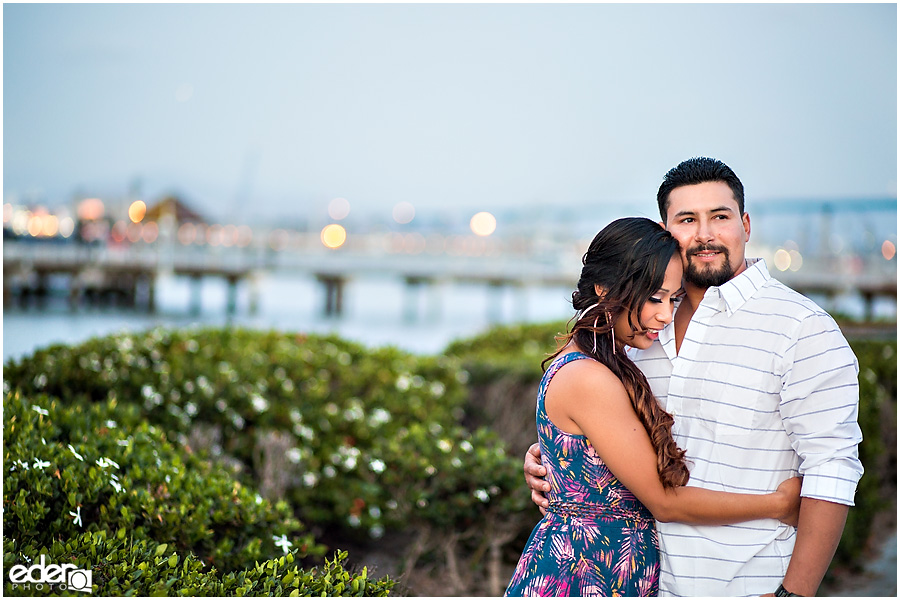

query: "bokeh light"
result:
(321, 224), (347, 249)
(470, 211), (497, 237)
(328, 197), (351, 220)
(882, 240), (896, 260)
(773, 248), (791, 271)
(788, 249), (803, 272)
(77, 198), (105, 220)
(128, 200), (147, 223)
(392, 202), (415, 225)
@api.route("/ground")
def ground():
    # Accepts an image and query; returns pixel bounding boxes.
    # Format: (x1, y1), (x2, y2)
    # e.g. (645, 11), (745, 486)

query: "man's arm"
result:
(779, 498), (849, 596)
(776, 313), (863, 596)
(523, 443), (549, 513)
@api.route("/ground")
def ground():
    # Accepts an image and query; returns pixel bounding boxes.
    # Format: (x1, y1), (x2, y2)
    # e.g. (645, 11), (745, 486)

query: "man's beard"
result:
(684, 244), (735, 288)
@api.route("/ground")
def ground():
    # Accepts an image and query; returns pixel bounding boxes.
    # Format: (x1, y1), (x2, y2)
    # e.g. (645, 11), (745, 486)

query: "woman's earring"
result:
(607, 311), (616, 355)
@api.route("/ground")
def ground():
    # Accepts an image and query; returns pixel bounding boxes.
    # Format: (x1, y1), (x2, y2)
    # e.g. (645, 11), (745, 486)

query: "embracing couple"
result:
(506, 158), (863, 597)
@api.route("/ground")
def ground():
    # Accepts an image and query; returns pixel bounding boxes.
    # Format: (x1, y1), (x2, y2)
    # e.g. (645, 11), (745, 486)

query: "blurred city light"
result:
(178, 223), (197, 245)
(142, 222), (159, 243)
(128, 200), (147, 223)
(392, 201), (415, 225)
(77, 198), (105, 220)
(321, 224), (347, 249)
(470, 211), (497, 237)
(883, 240), (896, 260)
(59, 216), (75, 238)
(328, 197), (351, 220)
(773, 248), (791, 271)
(788, 249), (803, 272)
(3, 203), (12, 223)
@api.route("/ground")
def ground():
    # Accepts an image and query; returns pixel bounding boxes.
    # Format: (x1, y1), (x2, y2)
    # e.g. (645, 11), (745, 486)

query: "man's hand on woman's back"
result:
(524, 442), (550, 513)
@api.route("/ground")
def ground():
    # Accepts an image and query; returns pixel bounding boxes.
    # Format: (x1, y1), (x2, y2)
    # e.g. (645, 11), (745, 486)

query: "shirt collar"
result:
(704, 257), (771, 316)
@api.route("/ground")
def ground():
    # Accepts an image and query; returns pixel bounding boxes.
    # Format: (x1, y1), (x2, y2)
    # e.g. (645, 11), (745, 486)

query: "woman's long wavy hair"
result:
(543, 217), (690, 488)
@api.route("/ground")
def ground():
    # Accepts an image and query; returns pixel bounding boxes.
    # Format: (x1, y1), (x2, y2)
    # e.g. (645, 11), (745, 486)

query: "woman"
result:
(505, 217), (799, 597)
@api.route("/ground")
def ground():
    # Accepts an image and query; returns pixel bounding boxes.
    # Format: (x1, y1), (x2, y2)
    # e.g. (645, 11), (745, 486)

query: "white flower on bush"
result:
(232, 414), (245, 430)
(32, 458), (50, 469)
(429, 382), (445, 397)
(369, 526), (384, 539)
(437, 439), (452, 453)
(286, 448), (302, 464)
(343, 405), (364, 422)
(369, 506), (382, 519)
(293, 424), (315, 441)
(105, 420), (117, 429)
(324, 403), (339, 416)
(69, 506), (83, 528)
(32, 405), (49, 417)
(184, 402), (198, 417)
(347, 515), (361, 527)
(141, 385), (154, 399)
(460, 440), (473, 453)
(255, 494), (263, 505)
(272, 534), (293, 554)
(451, 457), (462, 468)
(251, 394), (269, 413)
(110, 479), (123, 494)
(368, 408), (391, 427)
(33, 373), (48, 389)
(425, 465), (436, 476)
(281, 379), (295, 393)
(369, 458), (386, 474)
(474, 489), (490, 502)
(323, 465), (336, 478)
(67, 445), (84, 462)
(395, 374), (411, 391)
(96, 457), (120, 469)
(303, 472), (319, 487)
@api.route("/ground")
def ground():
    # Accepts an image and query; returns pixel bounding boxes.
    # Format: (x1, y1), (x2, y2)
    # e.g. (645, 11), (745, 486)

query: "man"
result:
(524, 157), (863, 596)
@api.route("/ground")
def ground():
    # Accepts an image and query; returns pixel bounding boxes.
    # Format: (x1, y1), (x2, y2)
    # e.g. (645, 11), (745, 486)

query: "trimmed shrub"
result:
(3, 392), (322, 573)
(4, 532), (393, 597)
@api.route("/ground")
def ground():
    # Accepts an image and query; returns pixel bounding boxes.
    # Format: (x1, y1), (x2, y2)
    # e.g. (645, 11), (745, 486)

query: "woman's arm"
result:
(545, 359), (800, 525)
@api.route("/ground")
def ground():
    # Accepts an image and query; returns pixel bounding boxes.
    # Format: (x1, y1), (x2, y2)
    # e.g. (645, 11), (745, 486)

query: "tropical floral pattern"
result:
(505, 352), (660, 597)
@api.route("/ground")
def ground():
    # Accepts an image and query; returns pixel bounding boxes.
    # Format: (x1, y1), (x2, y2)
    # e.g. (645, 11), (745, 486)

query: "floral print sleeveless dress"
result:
(505, 352), (660, 597)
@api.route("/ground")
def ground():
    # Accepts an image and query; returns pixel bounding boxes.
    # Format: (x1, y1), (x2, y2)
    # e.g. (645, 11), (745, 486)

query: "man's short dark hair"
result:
(657, 157), (745, 222)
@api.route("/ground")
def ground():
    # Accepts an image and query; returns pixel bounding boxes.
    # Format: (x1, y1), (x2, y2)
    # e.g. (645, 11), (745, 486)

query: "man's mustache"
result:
(687, 244), (729, 258)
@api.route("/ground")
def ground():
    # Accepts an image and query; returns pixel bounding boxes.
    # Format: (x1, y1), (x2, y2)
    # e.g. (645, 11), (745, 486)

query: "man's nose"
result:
(694, 219), (714, 243)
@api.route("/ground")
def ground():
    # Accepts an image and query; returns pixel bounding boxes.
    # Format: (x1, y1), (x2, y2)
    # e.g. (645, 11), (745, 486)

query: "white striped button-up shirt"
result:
(629, 258), (863, 597)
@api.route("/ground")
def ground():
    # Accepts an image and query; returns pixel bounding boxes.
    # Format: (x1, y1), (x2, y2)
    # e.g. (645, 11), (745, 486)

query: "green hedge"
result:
(3, 327), (530, 595)
(2, 391), (394, 596)
(3, 323), (892, 595)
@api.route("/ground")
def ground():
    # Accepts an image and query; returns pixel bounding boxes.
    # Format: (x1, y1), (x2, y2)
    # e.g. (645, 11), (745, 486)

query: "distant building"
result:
(144, 195), (207, 226)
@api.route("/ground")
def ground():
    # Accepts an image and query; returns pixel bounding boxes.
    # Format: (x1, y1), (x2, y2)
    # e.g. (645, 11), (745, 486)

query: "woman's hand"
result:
(524, 443), (550, 514)
(774, 476), (802, 527)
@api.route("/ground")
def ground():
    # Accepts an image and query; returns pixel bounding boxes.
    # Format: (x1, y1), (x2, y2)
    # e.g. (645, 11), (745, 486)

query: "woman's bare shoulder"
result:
(548, 352), (628, 401)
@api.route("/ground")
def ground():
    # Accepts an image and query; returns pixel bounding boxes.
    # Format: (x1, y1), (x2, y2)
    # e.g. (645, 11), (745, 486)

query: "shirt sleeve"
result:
(779, 311), (864, 506)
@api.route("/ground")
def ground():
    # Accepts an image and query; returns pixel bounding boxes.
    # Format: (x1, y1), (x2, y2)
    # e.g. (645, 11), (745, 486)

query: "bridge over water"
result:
(3, 228), (896, 322)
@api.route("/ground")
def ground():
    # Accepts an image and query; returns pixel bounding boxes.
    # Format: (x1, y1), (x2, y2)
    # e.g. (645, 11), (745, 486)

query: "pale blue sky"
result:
(4, 3), (897, 224)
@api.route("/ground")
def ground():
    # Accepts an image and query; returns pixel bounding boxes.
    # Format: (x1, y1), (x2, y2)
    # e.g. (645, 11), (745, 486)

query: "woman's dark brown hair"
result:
(544, 216), (690, 488)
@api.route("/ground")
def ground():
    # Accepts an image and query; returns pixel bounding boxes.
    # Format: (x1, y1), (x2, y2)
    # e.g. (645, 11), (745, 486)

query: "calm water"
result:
(2, 273), (577, 363)
(4, 268), (895, 364)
